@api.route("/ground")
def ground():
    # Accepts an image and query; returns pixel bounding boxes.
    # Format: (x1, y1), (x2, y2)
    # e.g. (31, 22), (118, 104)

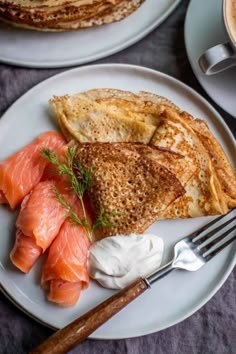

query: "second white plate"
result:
(0, 0), (181, 68)
(0, 64), (235, 339)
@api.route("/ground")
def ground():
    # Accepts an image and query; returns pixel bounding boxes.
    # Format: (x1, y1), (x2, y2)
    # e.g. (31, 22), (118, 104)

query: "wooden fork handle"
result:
(31, 278), (148, 354)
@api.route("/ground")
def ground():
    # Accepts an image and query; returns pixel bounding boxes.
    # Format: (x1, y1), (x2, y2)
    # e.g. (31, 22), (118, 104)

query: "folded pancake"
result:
(51, 88), (236, 219)
(143, 92), (236, 217)
(0, 0), (145, 31)
(76, 142), (185, 238)
(50, 93), (159, 143)
(185, 118), (236, 209)
(150, 109), (225, 217)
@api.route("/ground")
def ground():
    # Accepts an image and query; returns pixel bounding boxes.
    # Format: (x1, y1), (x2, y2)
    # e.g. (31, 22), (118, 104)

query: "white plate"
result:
(0, 64), (235, 339)
(184, 0), (236, 118)
(0, 0), (181, 68)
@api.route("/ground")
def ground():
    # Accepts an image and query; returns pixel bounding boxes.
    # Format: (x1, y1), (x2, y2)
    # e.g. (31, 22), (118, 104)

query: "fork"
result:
(31, 210), (236, 354)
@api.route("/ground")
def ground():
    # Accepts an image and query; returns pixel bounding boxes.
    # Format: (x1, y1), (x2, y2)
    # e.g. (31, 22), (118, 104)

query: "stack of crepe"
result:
(50, 89), (236, 238)
(0, 0), (145, 31)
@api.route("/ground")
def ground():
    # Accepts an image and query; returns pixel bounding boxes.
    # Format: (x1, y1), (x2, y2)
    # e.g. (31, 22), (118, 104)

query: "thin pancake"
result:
(185, 118), (236, 208)
(50, 94), (158, 143)
(76, 142), (185, 238)
(144, 94), (236, 216)
(0, 0), (145, 31)
(1, 0), (114, 8)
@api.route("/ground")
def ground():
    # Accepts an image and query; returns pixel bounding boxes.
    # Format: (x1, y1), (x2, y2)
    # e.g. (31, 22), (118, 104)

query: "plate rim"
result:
(184, 0), (236, 118)
(0, 63), (235, 339)
(0, 0), (182, 69)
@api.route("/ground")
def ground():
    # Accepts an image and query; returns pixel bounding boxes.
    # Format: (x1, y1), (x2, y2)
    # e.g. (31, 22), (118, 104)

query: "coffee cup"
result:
(199, 0), (236, 75)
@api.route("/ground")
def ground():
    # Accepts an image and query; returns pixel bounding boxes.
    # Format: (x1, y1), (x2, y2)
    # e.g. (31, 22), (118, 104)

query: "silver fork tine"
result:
(146, 210), (236, 285)
(189, 209), (233, 242)
(203, 231), (236, 261)
(195, 216), (236, 246)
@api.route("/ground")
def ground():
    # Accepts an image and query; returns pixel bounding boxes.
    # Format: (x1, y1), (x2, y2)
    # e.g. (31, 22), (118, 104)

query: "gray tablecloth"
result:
(0, 1), (235, 353)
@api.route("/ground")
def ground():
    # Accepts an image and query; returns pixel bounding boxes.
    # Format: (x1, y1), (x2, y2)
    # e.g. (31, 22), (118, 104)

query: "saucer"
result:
(185, 0), (236, 118)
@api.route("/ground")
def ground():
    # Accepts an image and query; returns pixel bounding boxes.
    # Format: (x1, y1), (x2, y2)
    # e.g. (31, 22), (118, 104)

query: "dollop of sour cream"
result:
(88, 234), (164, 289)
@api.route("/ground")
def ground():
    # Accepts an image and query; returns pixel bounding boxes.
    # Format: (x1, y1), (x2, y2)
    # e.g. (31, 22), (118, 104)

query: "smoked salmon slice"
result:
(47, 280), (82, 307)
(10, 180), (71, 272)
(0, 131), (65, 209)
(10, 230), (42, 273)
(16, 181), (68, 251)
(41, 201), (91, 307)
(0, 191), (7, 204)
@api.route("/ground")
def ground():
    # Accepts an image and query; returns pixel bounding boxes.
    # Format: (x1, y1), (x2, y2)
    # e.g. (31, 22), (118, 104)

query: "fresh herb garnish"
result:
(52, 185), (83, 228)
(41, 146), (114, 241)
(41, 146), (92, 241)
(92, 207), (115, 230)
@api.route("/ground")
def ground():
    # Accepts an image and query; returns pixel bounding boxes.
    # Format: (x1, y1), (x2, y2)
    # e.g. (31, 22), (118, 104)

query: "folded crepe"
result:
(51, 89), (236, 220)
(143, 91), (236, 217)
(50, 91), (160, 143)
(0, 0), (145, 31)
(76, 143), (185, 238)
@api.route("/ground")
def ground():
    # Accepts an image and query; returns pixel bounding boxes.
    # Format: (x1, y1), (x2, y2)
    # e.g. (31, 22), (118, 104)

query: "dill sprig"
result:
(41, 146), (114, 241)
(41, 146), (93, 241)
(41, 146), (91, 198)
(92, 207), (115, 230)
(73, 159), (92, 196)
(53, 185), (83, 228)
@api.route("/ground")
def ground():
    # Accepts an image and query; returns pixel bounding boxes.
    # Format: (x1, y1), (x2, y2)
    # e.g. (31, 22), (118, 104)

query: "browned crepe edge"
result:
(0, 0), (145, 31)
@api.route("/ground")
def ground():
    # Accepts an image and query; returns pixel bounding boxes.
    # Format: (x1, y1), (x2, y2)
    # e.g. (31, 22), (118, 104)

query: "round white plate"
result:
(0, 64), (235, 339)
(185, 0), (236, 118)
(0, 0), (181, 68)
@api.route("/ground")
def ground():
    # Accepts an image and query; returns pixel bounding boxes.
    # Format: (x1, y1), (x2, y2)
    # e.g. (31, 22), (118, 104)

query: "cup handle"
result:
(198, 42), (236, 75)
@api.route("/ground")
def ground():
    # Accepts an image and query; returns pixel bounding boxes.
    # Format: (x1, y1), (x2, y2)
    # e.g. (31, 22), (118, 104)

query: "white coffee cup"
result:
(199, 0), (236, 75)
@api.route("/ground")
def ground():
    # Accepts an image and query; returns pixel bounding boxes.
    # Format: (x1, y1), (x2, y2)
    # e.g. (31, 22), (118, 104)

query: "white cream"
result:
(88, 233), (164, 289)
